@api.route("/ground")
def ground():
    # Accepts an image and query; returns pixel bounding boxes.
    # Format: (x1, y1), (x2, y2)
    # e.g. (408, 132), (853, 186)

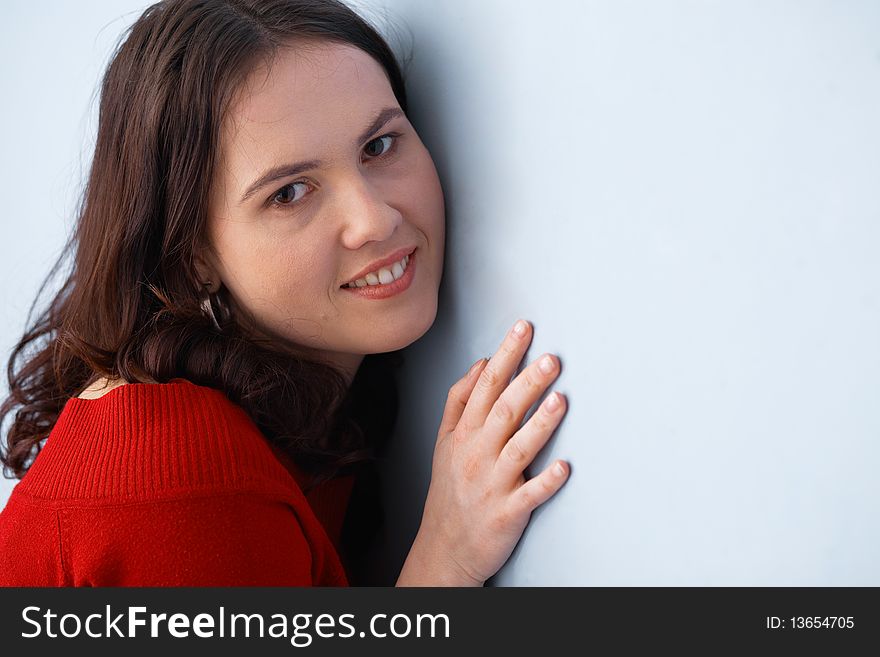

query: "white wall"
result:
(2, 0), (879, 586)
(362, 0), (880, 585)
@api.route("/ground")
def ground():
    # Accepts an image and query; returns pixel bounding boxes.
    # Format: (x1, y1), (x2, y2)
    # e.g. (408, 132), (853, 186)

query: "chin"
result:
(405, 292), (439, 343)
(360, 296), (439, 354)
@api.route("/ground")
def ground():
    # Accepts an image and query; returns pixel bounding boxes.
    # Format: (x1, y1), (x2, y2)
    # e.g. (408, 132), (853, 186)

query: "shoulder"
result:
(15, 378), (300, 503)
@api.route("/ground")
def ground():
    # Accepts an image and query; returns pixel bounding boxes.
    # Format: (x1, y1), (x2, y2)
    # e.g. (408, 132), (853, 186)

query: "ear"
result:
(193, 245), (221, 294)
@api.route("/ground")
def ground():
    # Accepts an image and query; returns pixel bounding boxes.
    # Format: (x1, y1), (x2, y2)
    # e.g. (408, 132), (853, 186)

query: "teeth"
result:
(343, 253), (411, 288)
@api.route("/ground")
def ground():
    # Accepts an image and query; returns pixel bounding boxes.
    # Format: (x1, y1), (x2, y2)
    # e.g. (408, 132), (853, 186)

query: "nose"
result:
(337, 173), (403, 249)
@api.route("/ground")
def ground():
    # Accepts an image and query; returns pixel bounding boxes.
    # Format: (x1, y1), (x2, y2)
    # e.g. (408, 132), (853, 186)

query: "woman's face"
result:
(198, 41), (445, 382)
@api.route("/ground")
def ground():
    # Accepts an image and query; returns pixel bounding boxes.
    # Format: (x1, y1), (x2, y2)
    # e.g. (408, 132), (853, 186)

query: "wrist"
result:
(396, 534), (484, 587)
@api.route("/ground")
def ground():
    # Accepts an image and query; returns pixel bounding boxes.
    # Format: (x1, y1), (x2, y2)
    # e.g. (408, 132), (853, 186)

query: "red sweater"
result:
(0, 378), (354, 586)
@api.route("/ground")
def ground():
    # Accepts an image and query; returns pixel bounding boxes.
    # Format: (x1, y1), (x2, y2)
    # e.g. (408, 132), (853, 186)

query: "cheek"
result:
(221, 230), (332, 305)
(413, 152), (446, 249)
(404, 148), (445, 221)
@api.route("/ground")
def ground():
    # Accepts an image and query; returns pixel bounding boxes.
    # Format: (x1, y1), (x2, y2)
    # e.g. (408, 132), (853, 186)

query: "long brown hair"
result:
(0, 0), (412, 490)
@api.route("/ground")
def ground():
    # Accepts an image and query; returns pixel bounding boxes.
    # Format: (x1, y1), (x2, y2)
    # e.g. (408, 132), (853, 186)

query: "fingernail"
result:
(554, 461), (567, 477)
(468, 358), (484, 376)
(544, 391), (560, 411)
(513, 320), (528, 337)
(539, 355), (555, 374)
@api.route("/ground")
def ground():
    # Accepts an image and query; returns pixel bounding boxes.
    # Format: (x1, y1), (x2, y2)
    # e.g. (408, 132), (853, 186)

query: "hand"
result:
(408, 319), (569, 586)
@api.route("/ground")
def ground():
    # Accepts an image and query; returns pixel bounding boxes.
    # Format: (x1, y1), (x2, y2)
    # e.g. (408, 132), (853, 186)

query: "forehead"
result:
(222, 41), (394, 158)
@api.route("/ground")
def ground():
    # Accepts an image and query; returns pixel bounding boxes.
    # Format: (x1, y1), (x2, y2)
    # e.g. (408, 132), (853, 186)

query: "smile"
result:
(340, 249), (417, 300)
(341, 252), (411, 288)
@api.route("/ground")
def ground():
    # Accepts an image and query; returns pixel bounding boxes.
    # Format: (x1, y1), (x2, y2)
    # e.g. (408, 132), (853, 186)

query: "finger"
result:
(482, 351), (560, 456)
(437, 357), (489, 438)
(494, 391), (567, 484)
(510, 458), (570, 514)
(459, 319), (532, 432)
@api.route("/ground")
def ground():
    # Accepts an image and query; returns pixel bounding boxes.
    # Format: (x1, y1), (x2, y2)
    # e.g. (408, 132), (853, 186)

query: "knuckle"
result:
(447, 386), (471, 408)
(503, 435), (528, 465)
(539, 475), (555, 496)
(479, 366), (500, 389)
(501, 339), (519, 358)
(461, 454), (481, 481)
(490, 508), (513, 532)
(451, 424), (470, 445)
(522, 369), (542, 393)
(531, 411), (551, 433)
(492, 396), (515, 423)
(518, 486), (538, 511)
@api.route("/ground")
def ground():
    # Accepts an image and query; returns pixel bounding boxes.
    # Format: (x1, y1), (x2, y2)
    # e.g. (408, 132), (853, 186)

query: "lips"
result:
(341, 246), (417, 287)
(341, 248), (417, 299)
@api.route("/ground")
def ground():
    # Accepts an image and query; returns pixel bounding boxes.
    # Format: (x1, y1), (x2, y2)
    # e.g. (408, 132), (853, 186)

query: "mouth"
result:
(340, 247), (415, 289)
(340, 248), (417, 300)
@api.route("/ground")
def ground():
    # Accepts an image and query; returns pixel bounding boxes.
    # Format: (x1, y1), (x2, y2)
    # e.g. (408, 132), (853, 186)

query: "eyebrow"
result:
(237, 106), (405, 205)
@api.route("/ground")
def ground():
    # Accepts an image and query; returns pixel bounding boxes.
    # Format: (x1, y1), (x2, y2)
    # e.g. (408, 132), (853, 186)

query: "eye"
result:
(268, 132), (403, 210)
(271, 181), (309, 207)
(364, 134), (396, 158)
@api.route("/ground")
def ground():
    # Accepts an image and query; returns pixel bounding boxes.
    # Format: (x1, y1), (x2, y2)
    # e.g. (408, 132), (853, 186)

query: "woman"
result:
(0, 0), (569, 586)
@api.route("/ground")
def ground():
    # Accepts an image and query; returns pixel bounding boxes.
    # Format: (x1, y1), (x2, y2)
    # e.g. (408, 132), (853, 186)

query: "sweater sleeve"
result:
(58, 490), (316, 586)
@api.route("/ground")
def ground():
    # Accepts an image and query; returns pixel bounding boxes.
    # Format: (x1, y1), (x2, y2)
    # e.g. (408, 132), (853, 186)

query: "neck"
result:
(335, 353), (365, 389)
(233, 311), (365, 388)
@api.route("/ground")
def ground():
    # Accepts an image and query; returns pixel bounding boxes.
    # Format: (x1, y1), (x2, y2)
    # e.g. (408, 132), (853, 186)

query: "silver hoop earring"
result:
(199, 281), (230, 331)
